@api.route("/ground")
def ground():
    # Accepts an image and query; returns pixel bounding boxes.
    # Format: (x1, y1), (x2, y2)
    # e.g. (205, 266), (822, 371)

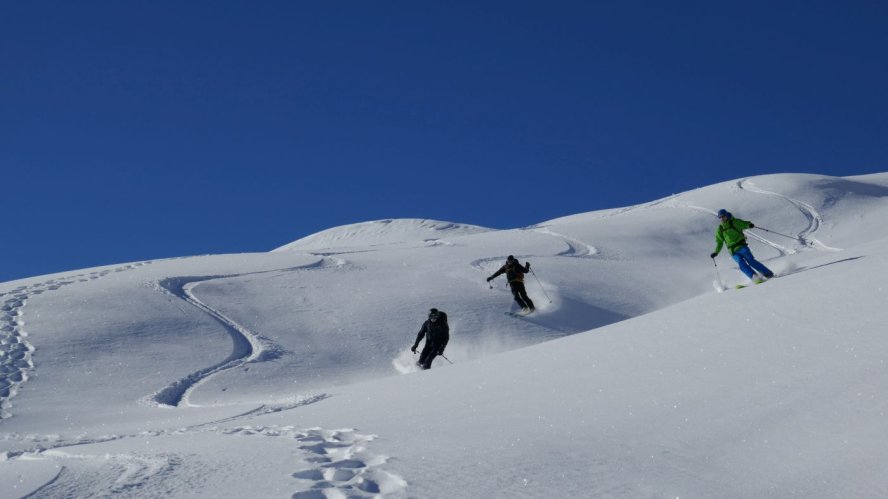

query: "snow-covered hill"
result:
(2, 173), (888, 497)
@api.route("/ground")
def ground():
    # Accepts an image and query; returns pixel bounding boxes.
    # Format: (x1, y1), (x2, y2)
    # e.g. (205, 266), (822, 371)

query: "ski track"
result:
(18, 426), (405, 499)
(586, 193), (681, 220)
(0, 261), (154, 420)
(2, 394), (329, 456)
(532, 227), (599, 258)
(150, 257), (348, 408)
(739, 179), (842, 252)
(6, 395), (407, 498)
(22, 451), (182, 498)
(468, 228), (601, 275)
(469, 255), (510, 273)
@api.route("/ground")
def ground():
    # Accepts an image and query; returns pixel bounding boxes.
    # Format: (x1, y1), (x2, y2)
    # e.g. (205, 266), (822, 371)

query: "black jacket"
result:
(413, 314), (450, 351)
(489, 260), (530, 283)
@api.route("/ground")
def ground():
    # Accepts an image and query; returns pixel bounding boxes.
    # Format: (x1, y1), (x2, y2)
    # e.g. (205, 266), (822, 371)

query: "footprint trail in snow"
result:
(0, 261), (152, 419)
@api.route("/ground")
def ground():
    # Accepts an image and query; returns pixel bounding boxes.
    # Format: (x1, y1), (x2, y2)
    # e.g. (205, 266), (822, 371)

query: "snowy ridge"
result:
(3, 173), (888, 497)
(274, 218), (493, 251)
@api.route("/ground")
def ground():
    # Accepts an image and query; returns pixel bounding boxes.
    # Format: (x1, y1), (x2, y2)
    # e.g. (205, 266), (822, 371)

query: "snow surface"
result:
(2, 173), (888, 497)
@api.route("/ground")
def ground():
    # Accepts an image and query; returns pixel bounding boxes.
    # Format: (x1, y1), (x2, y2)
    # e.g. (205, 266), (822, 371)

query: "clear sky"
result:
(2, 1), (886, 283)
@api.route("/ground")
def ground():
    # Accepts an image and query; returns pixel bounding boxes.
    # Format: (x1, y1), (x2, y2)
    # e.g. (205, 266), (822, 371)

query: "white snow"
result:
(2, 173), (888, 497)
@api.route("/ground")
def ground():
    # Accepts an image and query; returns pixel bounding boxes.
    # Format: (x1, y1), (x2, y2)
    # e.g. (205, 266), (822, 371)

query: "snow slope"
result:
(2, 173), (888, 498)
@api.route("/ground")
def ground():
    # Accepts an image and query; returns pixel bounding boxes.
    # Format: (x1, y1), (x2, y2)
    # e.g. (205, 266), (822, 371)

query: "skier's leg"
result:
(418, 342), (436, 369)
(731, 250), (755, 278)
(741, 248), (774, 278)
(418, 343), (435, 369)
(509, 283), (529, 309)
(735, 247), (773, 278)
(515, 282), (535, 310)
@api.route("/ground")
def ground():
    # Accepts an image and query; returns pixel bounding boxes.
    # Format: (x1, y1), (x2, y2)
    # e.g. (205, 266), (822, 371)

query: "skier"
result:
(411, 308), (450, 370)
(710, 209), (774, 283)
(486, 255), (535, 313)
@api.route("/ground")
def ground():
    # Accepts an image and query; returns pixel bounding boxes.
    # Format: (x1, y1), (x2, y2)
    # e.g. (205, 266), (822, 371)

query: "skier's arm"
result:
(487, 266), (506, 281)
(712, 230), (724, 256)
(523, 262), (531, 272)
(412, 322), (428, 350)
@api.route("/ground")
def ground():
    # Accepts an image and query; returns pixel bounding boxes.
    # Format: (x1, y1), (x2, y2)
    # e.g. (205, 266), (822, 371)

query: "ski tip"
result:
(504, 311), (532, 318)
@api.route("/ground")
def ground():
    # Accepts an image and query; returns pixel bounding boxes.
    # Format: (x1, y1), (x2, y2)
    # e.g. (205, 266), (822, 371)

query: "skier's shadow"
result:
(783, 256), (864, 277)
(515, 295), (629, 334)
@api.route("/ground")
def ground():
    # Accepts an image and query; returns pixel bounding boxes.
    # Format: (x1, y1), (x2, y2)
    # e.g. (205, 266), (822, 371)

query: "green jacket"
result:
(714, 218), (753, 255)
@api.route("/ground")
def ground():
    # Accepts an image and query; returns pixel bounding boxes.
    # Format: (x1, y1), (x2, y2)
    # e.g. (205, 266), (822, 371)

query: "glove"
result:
(748, 223), (755, 228)
(486, 276), (493, 282)
(438, 349), (445, 356)
(411, 345), (417, 353)
(710, 252), (718, 258)
(526, 262), (531, 269)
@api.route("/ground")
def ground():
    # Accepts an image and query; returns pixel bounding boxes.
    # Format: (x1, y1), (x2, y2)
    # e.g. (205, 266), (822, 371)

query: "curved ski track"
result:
(739, 179), (842, 252)
(149, 256), (347, 408)
(532, 227), (599, 258)
(0, 261), (153, 420)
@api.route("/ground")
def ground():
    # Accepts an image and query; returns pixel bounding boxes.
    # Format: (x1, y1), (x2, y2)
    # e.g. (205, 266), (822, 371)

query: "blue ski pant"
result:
(731, 246), (773, 279)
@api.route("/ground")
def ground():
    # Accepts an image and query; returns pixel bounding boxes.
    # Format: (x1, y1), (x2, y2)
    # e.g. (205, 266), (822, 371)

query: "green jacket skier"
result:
(712, 215), (754, 256)
(710, 209), (774, 281)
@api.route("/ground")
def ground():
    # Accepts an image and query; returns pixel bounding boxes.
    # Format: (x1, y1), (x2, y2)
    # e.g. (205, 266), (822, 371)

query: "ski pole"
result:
(754, 226), (811, 245)
(440, 354), (453, 364)
(712, 256), (724, 287)
(529, 268), (553, 304)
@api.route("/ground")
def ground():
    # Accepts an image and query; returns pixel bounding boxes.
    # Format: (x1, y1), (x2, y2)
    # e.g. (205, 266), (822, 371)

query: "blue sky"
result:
(2, 1), (886, 282)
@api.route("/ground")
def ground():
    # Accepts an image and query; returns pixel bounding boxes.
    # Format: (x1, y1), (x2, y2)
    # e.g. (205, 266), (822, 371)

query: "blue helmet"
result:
(717, 209), (732, 219)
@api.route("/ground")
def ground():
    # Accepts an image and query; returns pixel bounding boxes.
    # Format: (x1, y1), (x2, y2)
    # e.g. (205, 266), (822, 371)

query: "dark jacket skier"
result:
(411, 308), (450, 370)
(710, 209), (774, 282)
(487, 255), (535, 312)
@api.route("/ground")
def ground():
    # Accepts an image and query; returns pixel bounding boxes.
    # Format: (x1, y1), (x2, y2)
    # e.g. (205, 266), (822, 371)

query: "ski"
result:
(505, 311), (533, 318)
(735, 279), (769, 289)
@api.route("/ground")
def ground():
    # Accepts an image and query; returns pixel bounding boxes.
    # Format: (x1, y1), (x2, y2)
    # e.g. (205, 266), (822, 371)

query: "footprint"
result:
(299, 444), (329, 455)
(325, 459), (366, 469)
(357, 478), (381, 494)
(325, 468), (356, 482)
(219, 425), (405, 497)
(291, 491), (326, 499)
(292, 469), (325, 480)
